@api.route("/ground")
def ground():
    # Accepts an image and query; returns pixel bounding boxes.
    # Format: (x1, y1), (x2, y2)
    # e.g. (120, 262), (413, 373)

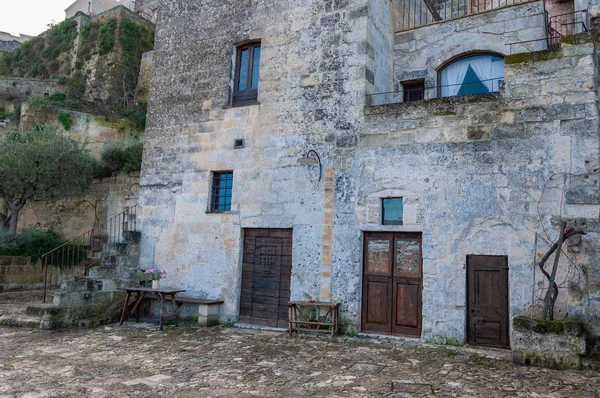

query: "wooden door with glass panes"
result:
(362, 232), (422, 337)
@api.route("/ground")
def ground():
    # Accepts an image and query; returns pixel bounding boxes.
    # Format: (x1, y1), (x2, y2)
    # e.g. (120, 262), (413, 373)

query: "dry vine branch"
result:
(537, 223), (586, 320)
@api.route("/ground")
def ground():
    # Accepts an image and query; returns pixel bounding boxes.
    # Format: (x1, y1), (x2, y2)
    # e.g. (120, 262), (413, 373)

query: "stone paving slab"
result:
(0, 324), (598, 397)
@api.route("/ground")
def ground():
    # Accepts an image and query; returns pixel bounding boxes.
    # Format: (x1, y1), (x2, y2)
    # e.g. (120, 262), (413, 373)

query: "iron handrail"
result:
(41, 204), (138, 303)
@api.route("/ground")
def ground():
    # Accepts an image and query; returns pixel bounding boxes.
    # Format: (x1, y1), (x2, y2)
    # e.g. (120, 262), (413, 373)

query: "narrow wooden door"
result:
(362, 232), (422, 337)
(239, 229), (292, 328)
(467, 255), (509, 348)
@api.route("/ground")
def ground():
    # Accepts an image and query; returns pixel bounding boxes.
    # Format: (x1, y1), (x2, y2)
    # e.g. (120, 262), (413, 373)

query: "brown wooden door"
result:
(362, 232), (422, 337)
(467, 255), (509, 348)
(239, 229), (292, 328)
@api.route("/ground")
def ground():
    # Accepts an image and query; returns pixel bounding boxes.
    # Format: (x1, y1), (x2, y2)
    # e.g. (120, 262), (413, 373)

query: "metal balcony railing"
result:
(396, 0), (533, 31)
(547, 9), (589, 49)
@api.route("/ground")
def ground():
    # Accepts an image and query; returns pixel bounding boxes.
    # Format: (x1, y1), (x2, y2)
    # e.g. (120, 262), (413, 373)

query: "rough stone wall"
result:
(140, 0), (369, 320)
(19, 104), (142, 156)
(389, 1), (547, 103)
(0, 78), (65, 101)
(0, 256), (41, 292)
(359, 38), (599, 341)
(66, 0), (136, 19)
(140, 0), (600, 343)
(135, 51), (153, 104)
(367, 0), (396, 105)
(18, 173), (140, 238)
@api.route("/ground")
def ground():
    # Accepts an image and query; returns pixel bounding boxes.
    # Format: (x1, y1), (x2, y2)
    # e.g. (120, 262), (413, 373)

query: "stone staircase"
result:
(0, 228), (142, 329)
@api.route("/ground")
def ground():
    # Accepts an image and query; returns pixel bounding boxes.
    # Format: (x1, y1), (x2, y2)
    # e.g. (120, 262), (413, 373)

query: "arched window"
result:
(440, 54), (504, 97)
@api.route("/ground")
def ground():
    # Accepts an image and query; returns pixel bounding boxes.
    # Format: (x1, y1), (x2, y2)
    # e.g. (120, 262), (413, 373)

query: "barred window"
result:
(210, 172), (233, 212)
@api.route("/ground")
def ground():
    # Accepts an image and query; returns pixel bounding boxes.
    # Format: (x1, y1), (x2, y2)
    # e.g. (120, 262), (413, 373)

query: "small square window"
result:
(210, 171), (233, 212)
(382, 198), (403, 225)
(402, 80), (424, 102)
(234, 138), (245, 149)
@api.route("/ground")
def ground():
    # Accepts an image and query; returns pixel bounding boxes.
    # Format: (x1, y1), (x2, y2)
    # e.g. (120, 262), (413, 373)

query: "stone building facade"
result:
(139, 0), (600, 346)
(65, 0), (159, 22)
(0, 32), (31, 51)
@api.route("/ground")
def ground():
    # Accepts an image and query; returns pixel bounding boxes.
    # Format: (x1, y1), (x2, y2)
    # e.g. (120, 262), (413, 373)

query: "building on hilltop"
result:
(0, 31), (32, 51)
(138, 0), (600, 350)
(65, 0), (159, 22)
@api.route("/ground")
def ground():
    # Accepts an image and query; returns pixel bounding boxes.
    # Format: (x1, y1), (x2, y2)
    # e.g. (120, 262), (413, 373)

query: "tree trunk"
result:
(8, 207), (18, 234)
(542, 221), (565, 320)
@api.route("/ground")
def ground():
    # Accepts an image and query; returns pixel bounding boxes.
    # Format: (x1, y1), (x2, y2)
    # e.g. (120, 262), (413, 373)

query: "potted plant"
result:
(144, 268), (167, 289)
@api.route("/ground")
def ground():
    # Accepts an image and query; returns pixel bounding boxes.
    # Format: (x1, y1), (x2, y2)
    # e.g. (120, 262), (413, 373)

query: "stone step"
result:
(0, 314), (42, 328)
(26, 303), (61, 316)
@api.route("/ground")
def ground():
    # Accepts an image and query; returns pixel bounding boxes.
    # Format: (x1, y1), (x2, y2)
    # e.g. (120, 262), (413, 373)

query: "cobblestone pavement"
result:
(0, 323), (599, 398)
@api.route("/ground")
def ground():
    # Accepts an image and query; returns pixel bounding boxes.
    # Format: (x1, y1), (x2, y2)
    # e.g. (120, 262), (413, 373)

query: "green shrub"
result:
(121, 142), (143, 172)
(57, 111), (74, 130)
(91, 158), (112, 179)
(100, 143), (125, 174)
(0, 230), (64, 264)
(12, 103), (20, 121)
(123, 106), (147, 130)
(97, 19), (117, 55)
(100, 142), (143, 175)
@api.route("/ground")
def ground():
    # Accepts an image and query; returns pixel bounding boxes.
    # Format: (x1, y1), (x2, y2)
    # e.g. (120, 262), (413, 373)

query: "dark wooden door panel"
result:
(239, 229), (292, 328)
(467, 255), (509, 348)
(393, 279), (421, 336)
(362, 277), (392, 333)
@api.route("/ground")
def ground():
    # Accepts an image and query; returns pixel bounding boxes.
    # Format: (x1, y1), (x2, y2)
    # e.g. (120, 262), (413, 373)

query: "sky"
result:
(0, 0), (75, 37)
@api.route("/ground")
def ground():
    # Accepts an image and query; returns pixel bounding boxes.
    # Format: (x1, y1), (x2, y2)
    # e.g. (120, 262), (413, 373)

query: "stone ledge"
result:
(512, 316), (587, 370)
(365, 93), (503, 116)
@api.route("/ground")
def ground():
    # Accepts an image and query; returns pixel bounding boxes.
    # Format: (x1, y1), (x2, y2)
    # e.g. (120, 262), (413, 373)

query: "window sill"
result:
(224, 102), (260, 109)
(206, 211), (232, 215)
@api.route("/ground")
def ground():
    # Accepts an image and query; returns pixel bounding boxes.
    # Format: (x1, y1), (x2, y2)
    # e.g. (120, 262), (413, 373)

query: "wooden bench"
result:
(146, 294), (224, 326)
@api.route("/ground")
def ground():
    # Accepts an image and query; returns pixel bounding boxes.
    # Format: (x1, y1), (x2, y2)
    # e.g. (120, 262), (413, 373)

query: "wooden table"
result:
(118, 287), (186, 330)
(288, 301), (340, 336)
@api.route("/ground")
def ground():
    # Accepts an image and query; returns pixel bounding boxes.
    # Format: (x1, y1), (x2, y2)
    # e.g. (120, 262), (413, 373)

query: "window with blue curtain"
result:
(440, 54), (504, 97)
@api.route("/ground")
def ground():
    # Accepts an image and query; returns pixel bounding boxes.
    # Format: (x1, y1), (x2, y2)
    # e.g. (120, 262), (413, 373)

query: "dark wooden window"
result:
(233, 42), (261, 105)
(382, 198), (403, 225)
(210, 171), (233, 212)
(402, 80), (424, 102)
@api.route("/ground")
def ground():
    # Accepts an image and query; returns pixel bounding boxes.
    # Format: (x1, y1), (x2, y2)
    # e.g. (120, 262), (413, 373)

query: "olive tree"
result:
(0, 123), (96, 233)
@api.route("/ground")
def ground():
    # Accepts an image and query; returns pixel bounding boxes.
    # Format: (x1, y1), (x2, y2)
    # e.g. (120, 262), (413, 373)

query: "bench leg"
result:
(119, 292), (132, 325)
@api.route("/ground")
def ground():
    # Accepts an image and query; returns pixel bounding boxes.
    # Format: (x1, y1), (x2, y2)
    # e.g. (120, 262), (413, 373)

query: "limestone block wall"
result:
(135, 51), (153, 104)
(367, 0), (396, 104)
(18, 173), (140, 239)
(0, 78), (65, 102)
(139, 0), (600, 344)
(140, 0), (370, 321)
(20, 104), (142, 156)
(0, 256), (42, 292)
(356, 39), (600, 341)
(388, 1), (547, 103)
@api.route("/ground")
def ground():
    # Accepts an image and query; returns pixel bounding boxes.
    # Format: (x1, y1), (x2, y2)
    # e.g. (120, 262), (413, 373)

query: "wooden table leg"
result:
(170, 294), (179, 327)
(130, 292), (147, 323)
(119, 292), (132, 325)
(288, 305), (292, 335)
(158, 293), (165, 331)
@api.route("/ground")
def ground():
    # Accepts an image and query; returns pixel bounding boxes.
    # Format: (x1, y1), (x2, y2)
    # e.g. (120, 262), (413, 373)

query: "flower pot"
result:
(152, 280), (159, 290)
